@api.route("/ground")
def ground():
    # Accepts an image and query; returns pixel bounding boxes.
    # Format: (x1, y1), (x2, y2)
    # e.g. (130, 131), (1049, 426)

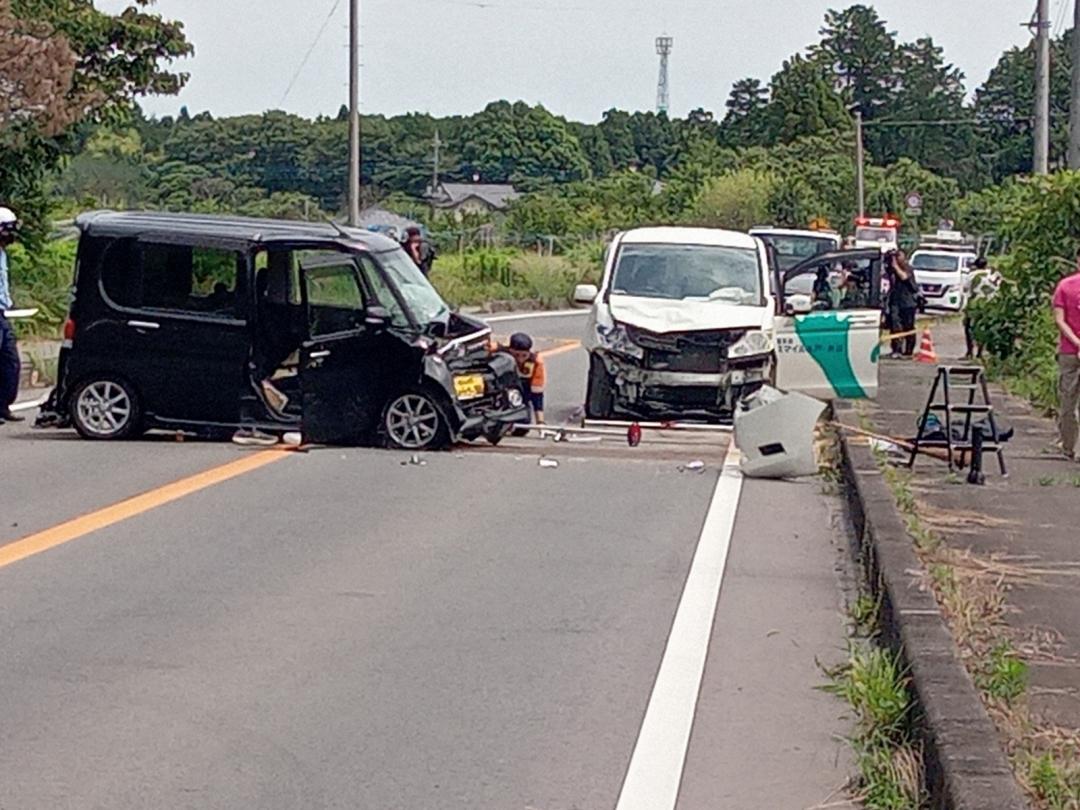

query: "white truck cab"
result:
(853, 216), (900, 253)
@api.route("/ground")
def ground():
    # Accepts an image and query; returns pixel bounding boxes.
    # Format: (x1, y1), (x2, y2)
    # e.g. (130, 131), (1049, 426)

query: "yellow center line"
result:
(538, 340), (582, 359)
(0, 450), (287, 571)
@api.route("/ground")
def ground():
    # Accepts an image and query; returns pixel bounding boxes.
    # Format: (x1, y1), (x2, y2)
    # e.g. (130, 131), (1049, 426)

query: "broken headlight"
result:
(728, 330), (773, 360)
(596, 322), (645, 360)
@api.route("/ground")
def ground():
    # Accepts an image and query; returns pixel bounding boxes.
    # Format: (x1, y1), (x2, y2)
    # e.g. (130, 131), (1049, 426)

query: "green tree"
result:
(598, 109), (638, 170)
(974, 31), (1073, 181)
(690, 170), (774, 230)
(1, 0), (190, 239)
(720, 77), (770, 147)
(765, 54), (851, 143)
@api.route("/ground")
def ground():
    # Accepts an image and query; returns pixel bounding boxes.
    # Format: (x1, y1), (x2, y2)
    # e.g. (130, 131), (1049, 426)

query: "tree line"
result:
(1, 1), (1075, 241)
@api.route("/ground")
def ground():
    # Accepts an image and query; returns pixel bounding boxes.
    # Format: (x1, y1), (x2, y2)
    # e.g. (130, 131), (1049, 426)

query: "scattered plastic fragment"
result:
(678, 460), (706, 473)
(401, 453), (428, 467)
(282, 432), (302, 447)
(538, 457), (560, 469)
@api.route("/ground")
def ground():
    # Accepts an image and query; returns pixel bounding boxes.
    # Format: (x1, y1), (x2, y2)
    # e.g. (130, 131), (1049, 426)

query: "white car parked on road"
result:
(910, 249), (978, 312)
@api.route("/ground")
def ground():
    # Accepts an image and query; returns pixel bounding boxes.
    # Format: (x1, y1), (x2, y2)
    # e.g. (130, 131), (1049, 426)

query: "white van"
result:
(910, 249), (978, 312)
(572, 227), (884, 420)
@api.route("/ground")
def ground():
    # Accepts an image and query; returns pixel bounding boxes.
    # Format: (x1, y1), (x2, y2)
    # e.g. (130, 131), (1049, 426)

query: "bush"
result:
(6, 239), (77, 338)
(430, 248), (600, 310)
(690, 169), (774, 230)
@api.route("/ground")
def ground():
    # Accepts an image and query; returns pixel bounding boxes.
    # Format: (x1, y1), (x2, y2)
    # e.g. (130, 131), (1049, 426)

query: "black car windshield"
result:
(911, 254), (961, 272)
(757, 234), (838, 270)
(375, 247), (451, 327)
(611, 243), (763, 305)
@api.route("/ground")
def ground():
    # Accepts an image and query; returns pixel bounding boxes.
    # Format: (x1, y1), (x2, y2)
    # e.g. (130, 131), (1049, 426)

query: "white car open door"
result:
(773, 249), (883, 400)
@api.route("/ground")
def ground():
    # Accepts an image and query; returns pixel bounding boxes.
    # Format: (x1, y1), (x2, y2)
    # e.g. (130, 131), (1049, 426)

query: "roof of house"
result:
(75, 210), (401, 252)
(428, 183), (520, 210)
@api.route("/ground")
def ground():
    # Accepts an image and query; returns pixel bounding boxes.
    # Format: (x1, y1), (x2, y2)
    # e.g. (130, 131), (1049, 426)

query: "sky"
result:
(99, 0), (1048, 122)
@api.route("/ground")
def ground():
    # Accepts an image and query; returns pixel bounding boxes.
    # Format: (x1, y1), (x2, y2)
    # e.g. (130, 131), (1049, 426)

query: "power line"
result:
(280, 0), (344, 106)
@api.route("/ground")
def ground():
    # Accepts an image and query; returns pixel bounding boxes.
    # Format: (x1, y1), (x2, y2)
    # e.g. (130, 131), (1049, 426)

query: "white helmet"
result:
(0, 206), (16, 234)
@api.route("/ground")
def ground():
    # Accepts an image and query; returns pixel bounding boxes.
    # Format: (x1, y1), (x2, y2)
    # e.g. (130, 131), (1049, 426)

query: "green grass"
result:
(824, 644), (925, 809)
(7, 239), (77, 339)
(1027, 752), (1080, 809)
(430, 248), (601, 310)
(977, 641), (1029, 705)
(850, 593), (880, 635)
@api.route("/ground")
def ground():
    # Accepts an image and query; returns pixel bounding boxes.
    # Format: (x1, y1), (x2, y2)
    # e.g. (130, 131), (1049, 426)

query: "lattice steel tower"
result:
(655, 36), (673, 114)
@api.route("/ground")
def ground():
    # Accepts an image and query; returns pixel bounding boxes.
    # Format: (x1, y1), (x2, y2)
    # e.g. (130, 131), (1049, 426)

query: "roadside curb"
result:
(835, 402), (1029, 810)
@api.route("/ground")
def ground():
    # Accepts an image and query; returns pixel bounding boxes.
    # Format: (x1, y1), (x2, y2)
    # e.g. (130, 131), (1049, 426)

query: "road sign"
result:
(904, 192), (923, 215)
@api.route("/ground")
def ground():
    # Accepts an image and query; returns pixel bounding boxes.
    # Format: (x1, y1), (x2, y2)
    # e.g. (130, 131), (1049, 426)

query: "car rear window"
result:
(101, 239), (245, 320)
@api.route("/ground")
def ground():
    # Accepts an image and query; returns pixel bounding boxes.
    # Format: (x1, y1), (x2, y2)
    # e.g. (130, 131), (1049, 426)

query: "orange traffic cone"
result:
(914, 328), (938, 364)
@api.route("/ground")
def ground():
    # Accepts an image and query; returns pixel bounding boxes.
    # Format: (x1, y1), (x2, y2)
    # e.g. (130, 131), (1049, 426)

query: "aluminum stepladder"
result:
(908, 365), (1007, 478)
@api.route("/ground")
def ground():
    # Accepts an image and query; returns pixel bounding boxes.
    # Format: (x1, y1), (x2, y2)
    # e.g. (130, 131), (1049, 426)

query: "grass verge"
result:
(870, 433), (1080, 809)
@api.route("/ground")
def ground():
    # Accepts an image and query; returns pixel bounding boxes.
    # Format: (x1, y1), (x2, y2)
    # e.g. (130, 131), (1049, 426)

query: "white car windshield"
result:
(376, 247), (451, 328)
(912, 254), (962, 272)
(610, 243), (763, 305)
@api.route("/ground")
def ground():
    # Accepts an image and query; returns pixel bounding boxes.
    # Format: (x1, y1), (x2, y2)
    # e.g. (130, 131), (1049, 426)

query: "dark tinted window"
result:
(100, 239), (244, 320)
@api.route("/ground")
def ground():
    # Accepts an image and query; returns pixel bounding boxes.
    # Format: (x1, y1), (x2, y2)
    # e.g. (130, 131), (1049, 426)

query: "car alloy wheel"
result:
(73, 379), (137, 439)
(384, 392), (445, 450)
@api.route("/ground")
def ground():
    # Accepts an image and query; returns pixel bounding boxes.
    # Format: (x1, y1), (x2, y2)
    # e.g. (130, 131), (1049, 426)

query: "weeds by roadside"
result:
(869, 442), (1078, 810)
(824, 643), (925, 810)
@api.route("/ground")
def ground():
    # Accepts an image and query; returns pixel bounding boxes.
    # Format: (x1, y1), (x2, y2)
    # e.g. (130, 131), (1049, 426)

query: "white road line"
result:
(615, 442), (744, 810)
(12, 396), (47, 414)
(483, 309), (589, 324)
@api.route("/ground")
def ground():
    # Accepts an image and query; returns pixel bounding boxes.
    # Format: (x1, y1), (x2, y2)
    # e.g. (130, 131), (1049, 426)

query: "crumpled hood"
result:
(608, 295), (771, 334)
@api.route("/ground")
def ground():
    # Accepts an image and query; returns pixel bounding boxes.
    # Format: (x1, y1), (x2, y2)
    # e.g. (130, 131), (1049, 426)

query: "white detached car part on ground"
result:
(574, 226), (885, 478)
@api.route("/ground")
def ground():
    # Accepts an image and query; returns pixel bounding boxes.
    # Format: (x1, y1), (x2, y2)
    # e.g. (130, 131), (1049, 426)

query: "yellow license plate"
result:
(453, 374), (486, 401)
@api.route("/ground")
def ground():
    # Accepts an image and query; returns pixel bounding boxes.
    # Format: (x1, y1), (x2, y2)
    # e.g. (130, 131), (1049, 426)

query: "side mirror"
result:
(365, 305), (391, 328)
(784, 294), (813, 316)
(574, 284), (598, 305)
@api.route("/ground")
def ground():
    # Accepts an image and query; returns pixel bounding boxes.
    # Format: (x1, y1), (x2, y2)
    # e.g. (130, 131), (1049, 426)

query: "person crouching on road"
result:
(1052, 260), (1080, 462)
(0, 206), (24, 423)
(498, 333), (546, 430)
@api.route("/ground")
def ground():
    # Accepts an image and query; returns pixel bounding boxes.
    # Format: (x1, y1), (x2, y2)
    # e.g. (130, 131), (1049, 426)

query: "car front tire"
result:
(70, 377), (144, 440)
(586, 354), (616, 419)
(381, 389), (451, 451)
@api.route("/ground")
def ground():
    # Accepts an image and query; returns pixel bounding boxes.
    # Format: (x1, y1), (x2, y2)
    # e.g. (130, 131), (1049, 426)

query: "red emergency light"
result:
(855, 215), (901, 229)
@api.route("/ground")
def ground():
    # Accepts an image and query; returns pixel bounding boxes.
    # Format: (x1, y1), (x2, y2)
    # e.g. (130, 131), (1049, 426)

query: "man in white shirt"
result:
(0, 206), (24, 423)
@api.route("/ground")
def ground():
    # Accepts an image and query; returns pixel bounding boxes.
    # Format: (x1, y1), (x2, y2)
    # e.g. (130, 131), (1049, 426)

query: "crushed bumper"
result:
(598, 352), (771, 418)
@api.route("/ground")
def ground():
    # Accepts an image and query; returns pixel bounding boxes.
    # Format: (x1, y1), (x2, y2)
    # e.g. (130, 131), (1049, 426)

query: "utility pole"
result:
(854, 109), (865, 218)
(430, 130), (442, 218)
(347, 0), (361, 226)
(1034, 0), (1051, 175)
(1069, 0), (1080, 168)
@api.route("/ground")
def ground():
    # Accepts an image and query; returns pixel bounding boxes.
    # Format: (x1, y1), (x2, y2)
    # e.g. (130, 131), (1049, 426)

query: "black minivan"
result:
(35, 212), (528, 449)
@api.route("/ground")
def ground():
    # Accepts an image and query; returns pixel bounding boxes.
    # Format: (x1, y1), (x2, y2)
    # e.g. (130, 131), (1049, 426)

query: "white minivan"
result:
(910, 249), (978, 312)
(573, 227), (884, 420)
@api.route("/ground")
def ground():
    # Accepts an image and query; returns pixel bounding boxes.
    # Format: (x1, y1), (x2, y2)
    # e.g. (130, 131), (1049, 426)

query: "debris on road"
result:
(402, 454), (428, 467)
(538, 457), (560, 469)
(678, 460), (707, 474)
(734, 386), (826, 479)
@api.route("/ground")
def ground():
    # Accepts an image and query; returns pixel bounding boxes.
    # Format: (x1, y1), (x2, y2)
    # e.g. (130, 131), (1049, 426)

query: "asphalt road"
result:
(0, 311), (856, 810)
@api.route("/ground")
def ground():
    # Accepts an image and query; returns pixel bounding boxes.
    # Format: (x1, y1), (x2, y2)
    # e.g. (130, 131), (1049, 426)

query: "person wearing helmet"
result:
(490, 332), (545, 431)
(0, 206), (23, 423)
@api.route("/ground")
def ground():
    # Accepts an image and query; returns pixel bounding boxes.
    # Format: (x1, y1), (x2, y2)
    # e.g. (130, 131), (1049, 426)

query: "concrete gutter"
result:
(835, 402), (1029, 810)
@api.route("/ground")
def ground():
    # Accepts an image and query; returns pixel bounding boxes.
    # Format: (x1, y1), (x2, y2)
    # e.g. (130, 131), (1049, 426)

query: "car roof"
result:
(749, 227), (841, 240)
(912, 249), (976, 257)
(619, 226), (758, 250)
(75, 210), (402, 252)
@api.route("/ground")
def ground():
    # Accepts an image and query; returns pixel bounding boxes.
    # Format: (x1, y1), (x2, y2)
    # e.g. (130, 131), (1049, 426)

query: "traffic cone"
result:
(914, 328), (938, 364)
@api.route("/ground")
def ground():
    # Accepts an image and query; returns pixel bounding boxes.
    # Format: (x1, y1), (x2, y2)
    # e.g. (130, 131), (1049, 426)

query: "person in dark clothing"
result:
(812, 267), (833, 309)
(886, 250), (919, 358)
(0, 206), (23, 423)
(402, 227), (437, 276)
